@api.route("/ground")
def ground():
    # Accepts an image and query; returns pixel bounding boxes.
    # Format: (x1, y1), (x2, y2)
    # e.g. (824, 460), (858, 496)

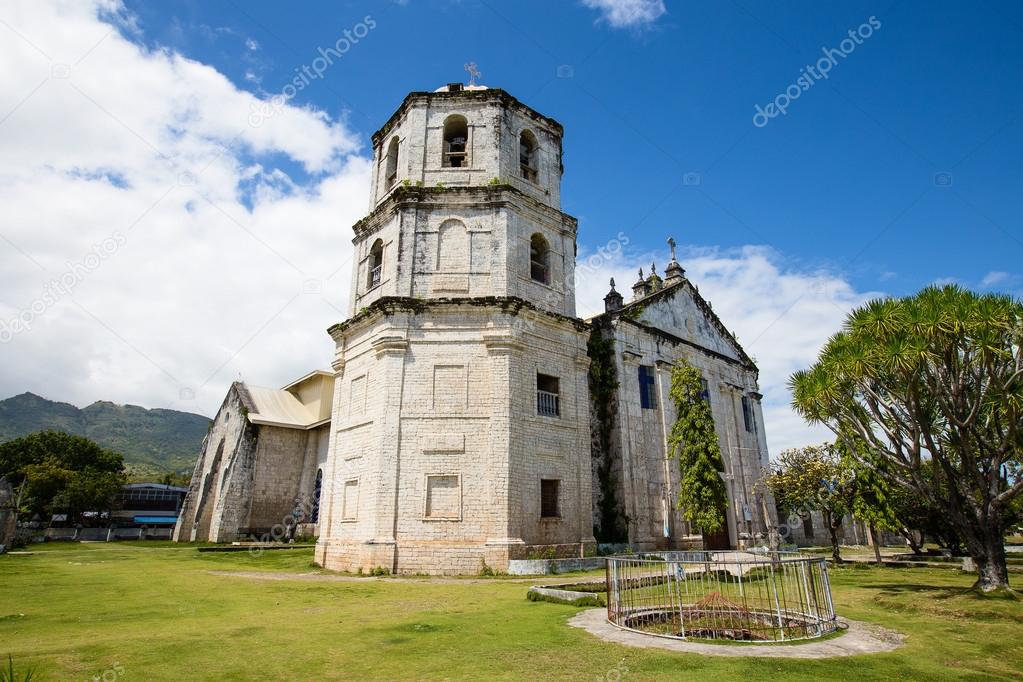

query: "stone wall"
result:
(588, 283), (776, 552)
(174, 385), (259, 543)
(368, 89), (563, 210)
(316, 300), (594, 575)
(174, 387), (329, 543)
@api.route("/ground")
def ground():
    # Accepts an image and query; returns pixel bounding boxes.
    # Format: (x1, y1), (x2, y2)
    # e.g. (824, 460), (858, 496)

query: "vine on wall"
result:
(667, 359), (728, 536)
(587, 325), (629, 543)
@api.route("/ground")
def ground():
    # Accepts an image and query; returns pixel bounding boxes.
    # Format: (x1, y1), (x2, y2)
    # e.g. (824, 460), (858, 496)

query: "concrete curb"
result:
(567, 608), (905, 658)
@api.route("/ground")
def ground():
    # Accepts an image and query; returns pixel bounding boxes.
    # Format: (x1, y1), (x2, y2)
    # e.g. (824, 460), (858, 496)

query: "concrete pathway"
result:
(567, 608), (905, 659)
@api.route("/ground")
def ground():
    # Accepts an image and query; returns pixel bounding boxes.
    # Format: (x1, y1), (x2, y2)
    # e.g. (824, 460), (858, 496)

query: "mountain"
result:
(0, 392), (210, 478)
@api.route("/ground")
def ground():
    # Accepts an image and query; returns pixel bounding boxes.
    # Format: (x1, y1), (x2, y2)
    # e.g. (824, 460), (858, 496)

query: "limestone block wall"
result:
(591, 312), (775, 551)
(349, 188), (578, 318)
(175, 386), (333, 543)
(245, 425), (309, 534)
(633, 283), (745, 362)
(173, 385), (258, 542)
(316, 300), (594, 575)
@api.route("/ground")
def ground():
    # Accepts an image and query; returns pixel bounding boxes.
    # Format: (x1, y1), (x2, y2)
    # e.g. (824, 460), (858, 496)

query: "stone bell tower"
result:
(347, 83), (577, 318)
(316, 84), (595, 575)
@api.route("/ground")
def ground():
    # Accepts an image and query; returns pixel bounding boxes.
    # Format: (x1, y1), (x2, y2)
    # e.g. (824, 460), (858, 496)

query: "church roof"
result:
(235, 383), (330, 430)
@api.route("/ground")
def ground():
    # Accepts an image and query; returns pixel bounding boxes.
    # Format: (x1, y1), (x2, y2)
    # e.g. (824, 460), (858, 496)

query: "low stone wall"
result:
(42, 527), (174, 541)
(527, 582), (606, 606)
(508, 556), (605, 575)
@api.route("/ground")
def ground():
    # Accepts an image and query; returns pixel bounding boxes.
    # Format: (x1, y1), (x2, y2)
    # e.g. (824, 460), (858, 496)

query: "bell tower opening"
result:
(384, 137), (399, 189)
(519, 130), (538, 183)
(442, 115), (468, 168)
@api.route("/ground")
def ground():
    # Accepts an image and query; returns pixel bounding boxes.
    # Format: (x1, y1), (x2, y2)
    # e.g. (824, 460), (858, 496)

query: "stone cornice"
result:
(351, 184), (577, 241)
(371, 335), (409, 357)
(371, 88), (564, 148)
(328, 296), (592, 338)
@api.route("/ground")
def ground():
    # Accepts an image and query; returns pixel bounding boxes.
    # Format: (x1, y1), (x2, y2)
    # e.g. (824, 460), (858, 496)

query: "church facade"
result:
(313, 84), (775, 574)
(174, 83), (776, 574)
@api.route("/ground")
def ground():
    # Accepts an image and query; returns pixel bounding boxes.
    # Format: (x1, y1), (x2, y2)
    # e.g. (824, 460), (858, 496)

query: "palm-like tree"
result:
(790, 285), (1022, 592)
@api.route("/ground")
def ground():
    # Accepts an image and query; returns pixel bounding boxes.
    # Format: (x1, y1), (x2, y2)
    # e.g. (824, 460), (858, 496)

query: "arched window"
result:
(437, 219), (468, 272)
(384, 137), (399, 188)
(442, 115), (468, 168)
(367, 239), (383, 289)
(519, 130), (538, 183)
(311, 469), (323, 523)
(530, 233), (549, 284)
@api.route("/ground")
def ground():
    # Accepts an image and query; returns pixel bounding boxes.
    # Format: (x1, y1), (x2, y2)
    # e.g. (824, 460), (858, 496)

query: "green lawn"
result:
(1, 543), (1021, 680)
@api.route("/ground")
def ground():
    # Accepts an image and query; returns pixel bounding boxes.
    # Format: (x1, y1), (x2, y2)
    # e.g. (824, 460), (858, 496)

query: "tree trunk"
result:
(970, 525), (1011, 592)
(824, 511), (842, 563)
(901, 528), (923, 555)
(869, 525), (883, 566)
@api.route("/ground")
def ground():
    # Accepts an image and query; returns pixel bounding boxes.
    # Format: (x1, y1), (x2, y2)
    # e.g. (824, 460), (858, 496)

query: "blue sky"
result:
(0, 0), (1020, 453)
(125, 0), (1022, 293)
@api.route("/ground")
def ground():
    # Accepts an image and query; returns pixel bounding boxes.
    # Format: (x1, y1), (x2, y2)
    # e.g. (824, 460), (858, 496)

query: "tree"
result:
(667, 360), (728, 541)
(766, 443), (856, 562)
(839, 434), (902, 565)
(791, 285), (1022, 592)
(0, 431), (125, 523)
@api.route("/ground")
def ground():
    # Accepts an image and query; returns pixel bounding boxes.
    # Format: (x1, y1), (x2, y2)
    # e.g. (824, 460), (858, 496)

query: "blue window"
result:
(699, 378), (710, 404)
(742, 396), (756, 433)
(638, 365), (657, 409)
(311, 469), (323, 523)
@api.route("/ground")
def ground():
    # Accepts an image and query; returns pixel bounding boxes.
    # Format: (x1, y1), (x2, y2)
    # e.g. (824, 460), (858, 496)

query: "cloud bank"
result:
(0, 0), (370, 415)
(0, 0), (879, 458)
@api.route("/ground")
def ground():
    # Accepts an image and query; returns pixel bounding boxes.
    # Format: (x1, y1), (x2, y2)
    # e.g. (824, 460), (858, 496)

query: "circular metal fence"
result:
(605, 551), (837, 642)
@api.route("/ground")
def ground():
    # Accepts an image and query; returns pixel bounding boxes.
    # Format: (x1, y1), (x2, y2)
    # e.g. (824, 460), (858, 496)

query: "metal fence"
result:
(606, 551), (837, 642)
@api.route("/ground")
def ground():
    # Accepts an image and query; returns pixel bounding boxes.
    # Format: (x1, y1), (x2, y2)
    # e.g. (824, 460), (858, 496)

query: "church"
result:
(174, 83), (776, 574)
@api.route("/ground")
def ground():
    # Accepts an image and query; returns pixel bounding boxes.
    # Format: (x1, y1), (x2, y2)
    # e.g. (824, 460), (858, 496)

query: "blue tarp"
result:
(133, 516), (177, 524)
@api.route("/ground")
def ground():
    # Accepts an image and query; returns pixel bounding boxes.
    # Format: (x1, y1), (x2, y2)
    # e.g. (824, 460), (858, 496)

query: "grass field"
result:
(1, 542), (1021, 680)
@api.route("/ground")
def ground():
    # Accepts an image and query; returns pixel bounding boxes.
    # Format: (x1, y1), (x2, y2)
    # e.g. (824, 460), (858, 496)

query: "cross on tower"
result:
(464, 61), (481, 86)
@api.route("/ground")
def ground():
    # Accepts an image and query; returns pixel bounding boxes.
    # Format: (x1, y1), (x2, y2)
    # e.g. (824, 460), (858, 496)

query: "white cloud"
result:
(0, 0), (369, 417)
(573, 244), (880, 456)
(0, 1), (871, 463)
(980, 271), (1009, 288)
(580, 0), (666, 28)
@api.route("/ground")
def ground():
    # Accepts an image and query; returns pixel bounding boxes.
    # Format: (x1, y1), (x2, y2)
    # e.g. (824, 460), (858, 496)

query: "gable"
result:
(629, 283), (752, 366)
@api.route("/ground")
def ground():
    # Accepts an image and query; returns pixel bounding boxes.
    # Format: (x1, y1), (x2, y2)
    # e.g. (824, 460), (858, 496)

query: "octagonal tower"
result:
(316, 85), (595, 575)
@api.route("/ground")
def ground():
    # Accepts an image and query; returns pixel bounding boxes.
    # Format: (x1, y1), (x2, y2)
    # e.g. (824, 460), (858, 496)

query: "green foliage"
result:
(159, 471), (192, 488)
(1, 655), (35, 682)
(0, 430), (125, 521)
(587, 327), (628, 542)
(0, 392), (209, 476)
(667, 361), (727, 535)
(525, 546), (556, 561)
(621, 305), (644, 320)
(5, 542), (1023, 678)
(790, 284), (1023, 590)
(368, 566), (389, 576)
(487, 177), (501, 185)
(766, 442), (857, 561)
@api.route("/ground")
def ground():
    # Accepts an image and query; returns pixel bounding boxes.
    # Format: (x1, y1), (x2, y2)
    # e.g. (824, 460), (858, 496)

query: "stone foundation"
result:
(315, 539), (596, 575)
